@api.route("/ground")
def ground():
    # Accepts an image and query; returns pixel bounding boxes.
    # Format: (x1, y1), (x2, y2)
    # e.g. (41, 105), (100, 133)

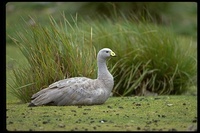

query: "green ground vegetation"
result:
(7, 13), (197, 102)
(6, 2), (197, 131)
(7, 96), (197, 131)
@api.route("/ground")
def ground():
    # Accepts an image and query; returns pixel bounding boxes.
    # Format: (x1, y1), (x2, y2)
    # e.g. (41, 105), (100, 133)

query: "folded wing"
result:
(30, 77), (107, 106)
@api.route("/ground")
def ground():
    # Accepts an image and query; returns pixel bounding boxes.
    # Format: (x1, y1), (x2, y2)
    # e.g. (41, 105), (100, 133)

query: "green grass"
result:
(6, 45), (27, 103)
(6, 3), (197, 101)
(6, 2), (197, 41)
(7, 14), (197, 103)
(6, 3), (197, 131)
(6, 96), (197, 131)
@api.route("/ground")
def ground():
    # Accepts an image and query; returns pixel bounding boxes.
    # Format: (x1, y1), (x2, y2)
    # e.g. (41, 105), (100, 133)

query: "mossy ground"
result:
(6, 3), (197, 131)
(6, 96), (197, 131)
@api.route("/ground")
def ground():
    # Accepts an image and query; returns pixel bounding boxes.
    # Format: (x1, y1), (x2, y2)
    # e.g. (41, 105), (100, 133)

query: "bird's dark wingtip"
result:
(28, 102), (36, 107)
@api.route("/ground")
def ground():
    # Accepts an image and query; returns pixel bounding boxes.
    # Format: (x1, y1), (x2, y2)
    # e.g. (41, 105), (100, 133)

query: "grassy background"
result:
(7, 13), (197, 101)
(6, 2), (197, 44)
(6, 2), (197, 131)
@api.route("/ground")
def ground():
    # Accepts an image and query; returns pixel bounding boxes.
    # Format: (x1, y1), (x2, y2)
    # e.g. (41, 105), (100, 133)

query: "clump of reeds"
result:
(9, 13), (196, 102)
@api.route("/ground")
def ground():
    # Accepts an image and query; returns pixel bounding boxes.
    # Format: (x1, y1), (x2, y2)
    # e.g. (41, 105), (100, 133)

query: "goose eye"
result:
(106, 51), (109, 53)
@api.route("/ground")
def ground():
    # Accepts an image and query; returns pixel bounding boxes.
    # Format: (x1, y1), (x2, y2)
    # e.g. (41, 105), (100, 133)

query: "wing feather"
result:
(30, 77), (107, 106)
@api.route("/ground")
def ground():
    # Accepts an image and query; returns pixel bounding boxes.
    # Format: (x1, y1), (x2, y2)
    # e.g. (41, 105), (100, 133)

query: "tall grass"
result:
(8, 13), (197, 103)
(8, 15), (96, 102)
(80, 17), (196, 96)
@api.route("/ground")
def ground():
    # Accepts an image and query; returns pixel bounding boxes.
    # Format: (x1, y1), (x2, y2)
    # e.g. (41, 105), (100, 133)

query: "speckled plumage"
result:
(28, 48), (116, 106)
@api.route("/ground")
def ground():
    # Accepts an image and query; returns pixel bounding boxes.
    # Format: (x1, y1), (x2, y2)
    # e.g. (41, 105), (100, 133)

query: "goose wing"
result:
(30, 77), (106, 106)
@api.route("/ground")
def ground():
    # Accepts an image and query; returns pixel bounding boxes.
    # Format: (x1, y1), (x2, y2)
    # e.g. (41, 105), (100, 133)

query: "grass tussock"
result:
(8, 15), (97, 103)
(8, 13), (197, 103)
